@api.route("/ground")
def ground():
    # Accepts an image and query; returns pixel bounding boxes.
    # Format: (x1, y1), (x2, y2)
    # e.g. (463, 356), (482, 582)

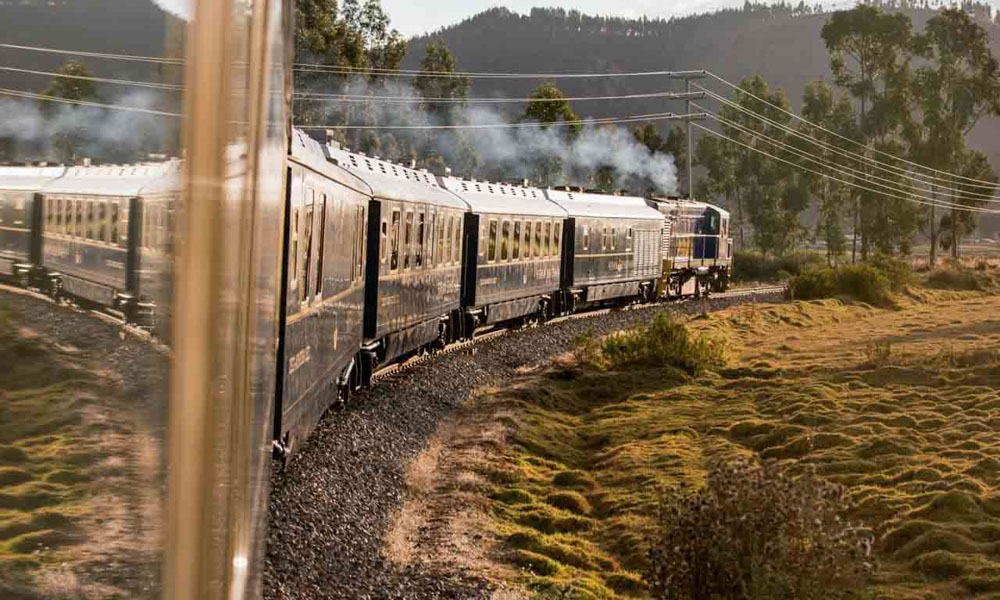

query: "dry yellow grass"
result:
(467, 290), (1000, 599)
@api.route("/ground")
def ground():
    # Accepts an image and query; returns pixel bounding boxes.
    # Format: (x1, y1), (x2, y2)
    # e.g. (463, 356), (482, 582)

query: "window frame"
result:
(512, 220), (521, 260)
(500, 220), (510, 262)
(390, 208), (401, 272)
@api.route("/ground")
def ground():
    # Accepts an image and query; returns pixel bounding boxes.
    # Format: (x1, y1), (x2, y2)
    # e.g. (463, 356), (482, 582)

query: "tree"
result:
(523, 82), (580, 185)
(822, 5), (913, 261)
(662, 126), (688, 194)
(413, 39), (469, 119)
(800, 80), (856, 265)
(910, 7), (1000, 261)
(45, 59), (99, 163)
(294, 0), (406, 133)
(695, 76), (807, 257)
(524, 82), (580, 132)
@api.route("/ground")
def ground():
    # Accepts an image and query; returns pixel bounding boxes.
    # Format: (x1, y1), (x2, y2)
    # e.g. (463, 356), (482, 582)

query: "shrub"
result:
(597, 313), (725, 375)
(862, 341), (892, 366)
(732, 251), (825, 283)
(926, 267), (985, 291)
(647, 459), (875, 600)
(790, 264), (891, 305)
(869, 257), (912, 292)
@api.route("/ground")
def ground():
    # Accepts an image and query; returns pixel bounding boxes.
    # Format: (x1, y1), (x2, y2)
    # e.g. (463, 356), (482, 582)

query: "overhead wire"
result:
(691, 122), (1000, 214)
(703, 72), (1000, 189)
(693, 102), (999, 208)
(298, 111), (704, 130)
(0, 88), (181, 117)
(695, 83), (1000, 200)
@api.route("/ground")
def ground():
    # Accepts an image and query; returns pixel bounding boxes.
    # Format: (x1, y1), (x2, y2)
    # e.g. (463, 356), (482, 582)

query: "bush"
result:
(790, 264), (891, 305)
(733, 251), (825, 283)
(596, 313), (725, 375)
(868, 257), (912, 292)
(925, 267), (989, 291)
(647, 459), (875, 600)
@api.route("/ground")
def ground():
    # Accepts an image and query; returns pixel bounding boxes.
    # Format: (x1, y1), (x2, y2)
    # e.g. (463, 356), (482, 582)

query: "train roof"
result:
(41, 161), (182, 197)
(0, 166), (67, 191)
(290, 130), (374, 195)
(325, 144), (468, 211)
(544, 188), (664, 221)
(648, 197), (730, 219)
(437, 176), (566, 218)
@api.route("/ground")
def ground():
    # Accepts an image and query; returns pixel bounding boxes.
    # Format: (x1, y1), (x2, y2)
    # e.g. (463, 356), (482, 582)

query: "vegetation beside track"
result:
(455, 287), (1000, 599)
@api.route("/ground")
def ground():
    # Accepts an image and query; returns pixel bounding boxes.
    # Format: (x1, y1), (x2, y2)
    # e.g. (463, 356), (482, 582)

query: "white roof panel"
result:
(0, 166), (67, 191)
(545, 189), (664, 220)
(325, 144), (467, 210)
(438, 176), (566, 218)
(42, 161), (182, 197)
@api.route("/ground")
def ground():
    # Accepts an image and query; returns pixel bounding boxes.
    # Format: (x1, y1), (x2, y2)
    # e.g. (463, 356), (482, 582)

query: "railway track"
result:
(371, 284), (788, 383)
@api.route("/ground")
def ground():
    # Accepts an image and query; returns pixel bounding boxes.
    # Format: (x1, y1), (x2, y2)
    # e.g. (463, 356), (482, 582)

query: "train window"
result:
(46, 198), (54, 226)
(291, 208), (299, 289)
(612, 227), (619, 251)
(437, 215), (446, 266)
(355, 205), (365, 280)
(415, 211), (425, 268)
(582, 226), (589, 251)
(85, 201), (94, 240)
(404, 210), (413, 270)
(500, 220), (510, 261)
(487, 219), (497, 262)
(534, 221), (542, 256)
(380, 219), (388, 264)
(512, 221), (521, 260)
(98, 202), (107, 242)
(75, 200), (83, 238)
(390, 209), (401, 271)
(601, 226), (607, 251)
(426, 212), (435, 266)
(301, 201), (314, 303)
(626, 227), (633, 250)
(453, 216), (461, 263)
(315, 194), (327, 296)
(477, 222), (485, 258)
(554, 223), (562, 255)
(545, 221), (552, 256)
(111, 203), (120, 245)
(54, 198), (62, 232)
(444, 215), (453, 266)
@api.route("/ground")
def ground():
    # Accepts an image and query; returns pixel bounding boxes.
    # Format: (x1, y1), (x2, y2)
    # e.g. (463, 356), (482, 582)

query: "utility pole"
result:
(668, 71), (707, 199)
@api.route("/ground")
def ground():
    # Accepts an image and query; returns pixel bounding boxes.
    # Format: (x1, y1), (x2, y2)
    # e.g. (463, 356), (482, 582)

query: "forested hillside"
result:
(404, 4), (1000, 164)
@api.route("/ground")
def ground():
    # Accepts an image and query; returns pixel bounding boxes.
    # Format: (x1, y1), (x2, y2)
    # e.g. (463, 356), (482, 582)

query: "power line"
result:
(0, 88), (181, 117)
(0, 43), (182, 65)
(1, 63), (701, 105)
(692, 122), (1000, 214)
(694, 103), (999, 209)
(299, 111), (704, 130)
(695, 83), (1000, 201)
(0, 66), (184, 92)
(704, 72), (1000, 190)
(298, 90), (703, 104)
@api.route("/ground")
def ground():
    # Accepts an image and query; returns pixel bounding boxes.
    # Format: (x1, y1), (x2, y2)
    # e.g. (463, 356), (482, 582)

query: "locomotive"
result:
(0, 130), (732, 454)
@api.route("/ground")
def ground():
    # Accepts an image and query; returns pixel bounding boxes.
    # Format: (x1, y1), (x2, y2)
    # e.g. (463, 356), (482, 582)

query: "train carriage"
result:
(0, 165), (65, 281)
(438, 177), (567, 331)
(545, 188), (665, 310)
(273, 131), (370, 454)
(325, 144), (469, 379)
(37, 161), (180, 321)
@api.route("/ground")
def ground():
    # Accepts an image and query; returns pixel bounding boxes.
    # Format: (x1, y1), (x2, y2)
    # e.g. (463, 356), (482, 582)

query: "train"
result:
(0, 129), (733, 456)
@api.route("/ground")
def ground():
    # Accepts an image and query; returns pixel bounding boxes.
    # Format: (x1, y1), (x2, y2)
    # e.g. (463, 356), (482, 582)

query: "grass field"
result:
(456, 289), (1000, 599)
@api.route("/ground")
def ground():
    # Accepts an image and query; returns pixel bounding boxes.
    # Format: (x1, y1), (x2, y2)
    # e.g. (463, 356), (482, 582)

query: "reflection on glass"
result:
(0, 0), (288, 598)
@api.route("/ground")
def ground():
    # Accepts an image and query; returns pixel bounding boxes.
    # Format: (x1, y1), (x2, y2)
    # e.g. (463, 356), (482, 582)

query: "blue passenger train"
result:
(0, 129), (733, 455)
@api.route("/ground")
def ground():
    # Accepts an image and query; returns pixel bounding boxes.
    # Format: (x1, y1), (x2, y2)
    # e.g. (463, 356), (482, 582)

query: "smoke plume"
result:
(305, 75), (679, 195)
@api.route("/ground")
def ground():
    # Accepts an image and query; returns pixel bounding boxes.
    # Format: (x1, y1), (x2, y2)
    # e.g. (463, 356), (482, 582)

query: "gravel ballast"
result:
(263, 290), (785, 599)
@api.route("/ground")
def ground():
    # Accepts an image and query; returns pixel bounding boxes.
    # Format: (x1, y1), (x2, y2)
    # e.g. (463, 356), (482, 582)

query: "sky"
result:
(381, 0), (791, 37)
